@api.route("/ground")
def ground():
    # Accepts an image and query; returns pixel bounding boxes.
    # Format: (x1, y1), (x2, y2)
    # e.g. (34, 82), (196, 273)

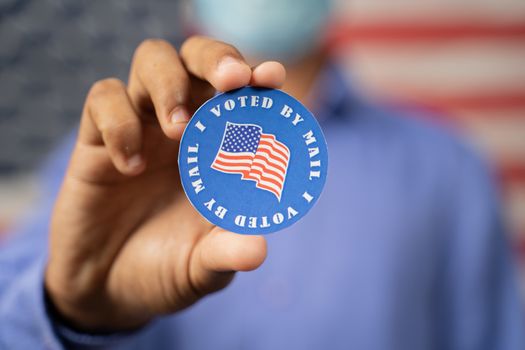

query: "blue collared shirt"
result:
(1, 63), (524, 350)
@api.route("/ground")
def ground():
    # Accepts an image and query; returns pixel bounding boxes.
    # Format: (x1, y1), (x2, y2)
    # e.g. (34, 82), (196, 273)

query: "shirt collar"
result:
(307, 60), (357, 123)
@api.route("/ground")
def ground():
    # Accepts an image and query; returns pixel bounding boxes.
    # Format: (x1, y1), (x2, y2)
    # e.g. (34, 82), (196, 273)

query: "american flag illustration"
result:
(211, 122), (290, 201)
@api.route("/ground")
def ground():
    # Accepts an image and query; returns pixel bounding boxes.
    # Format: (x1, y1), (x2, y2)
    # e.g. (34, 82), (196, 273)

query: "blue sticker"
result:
(178, 86), (328, 234)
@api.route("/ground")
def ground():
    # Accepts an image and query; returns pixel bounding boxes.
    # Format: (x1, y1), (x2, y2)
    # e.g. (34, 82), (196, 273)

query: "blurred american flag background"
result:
(327, 0), (525, 293)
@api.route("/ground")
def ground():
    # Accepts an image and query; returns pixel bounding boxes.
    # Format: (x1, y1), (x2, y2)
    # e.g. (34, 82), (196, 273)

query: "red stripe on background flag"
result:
(413, 92), (525, 111)
(498, 162), (525, 185)
(516, 238), (525, 260)
(326, 21), (525, 46)
(366, 91), (525, 113)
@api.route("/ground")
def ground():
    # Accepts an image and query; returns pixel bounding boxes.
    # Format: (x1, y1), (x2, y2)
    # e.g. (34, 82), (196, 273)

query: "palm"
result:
(71, 121), (217, 317)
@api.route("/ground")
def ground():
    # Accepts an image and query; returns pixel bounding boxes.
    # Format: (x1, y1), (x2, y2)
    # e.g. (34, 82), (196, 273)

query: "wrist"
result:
(44, 265), (150, 333)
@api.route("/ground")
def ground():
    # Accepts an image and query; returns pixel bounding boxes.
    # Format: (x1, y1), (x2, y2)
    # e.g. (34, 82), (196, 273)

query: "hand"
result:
(45, 36), (286, 332)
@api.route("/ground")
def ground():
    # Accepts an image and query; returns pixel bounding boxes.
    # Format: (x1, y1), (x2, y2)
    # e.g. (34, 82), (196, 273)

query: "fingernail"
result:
(127, 154), (143, 169)
(170, 106), (190, 124)
(217, 56), (242, 72)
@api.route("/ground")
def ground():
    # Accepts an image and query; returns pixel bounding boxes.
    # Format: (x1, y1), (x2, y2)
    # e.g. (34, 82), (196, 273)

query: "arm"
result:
(0, 195), (62, 349)
(0, 132), (75, 349)
(0, 137), (130, 349)
(1, 36), (286, 348)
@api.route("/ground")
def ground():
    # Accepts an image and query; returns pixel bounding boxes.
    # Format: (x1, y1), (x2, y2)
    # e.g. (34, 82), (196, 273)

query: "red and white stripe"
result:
(327, 0), (525, 293)
(211, 134), (290, 200)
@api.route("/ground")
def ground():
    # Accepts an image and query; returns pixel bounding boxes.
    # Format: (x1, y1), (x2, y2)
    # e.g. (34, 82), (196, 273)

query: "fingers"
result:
(189, 228), (267, 294)
(180, 36), (252, 92)
(81, 78), (145, 175)
(123, 37), (288, 143)
(180, 36), (286, 90)
(251, 61), (286, 88)
(128, 39), (191, 140)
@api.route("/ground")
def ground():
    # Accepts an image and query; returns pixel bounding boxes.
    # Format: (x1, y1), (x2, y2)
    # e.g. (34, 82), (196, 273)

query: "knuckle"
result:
(181, 35), (241, 59)
(136, 38), (172, 56)
(219, 42), (240, 56)
(88, 78), (124, 101)
(180, 35), (200, 53)
(211, 40), (242, 59)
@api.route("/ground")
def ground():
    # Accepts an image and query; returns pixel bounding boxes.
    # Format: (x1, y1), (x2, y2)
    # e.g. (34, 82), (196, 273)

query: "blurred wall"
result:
(0, 0), (184, 231)
(328, 0), (525, 289)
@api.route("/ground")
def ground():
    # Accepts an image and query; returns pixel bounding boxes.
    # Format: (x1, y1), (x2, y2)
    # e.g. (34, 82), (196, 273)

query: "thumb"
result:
(189, 228), (268, 295)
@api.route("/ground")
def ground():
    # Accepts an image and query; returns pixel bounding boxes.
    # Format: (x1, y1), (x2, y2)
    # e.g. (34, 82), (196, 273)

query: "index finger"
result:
(128, 39), (191, 140)
(180, 36), (286, 92)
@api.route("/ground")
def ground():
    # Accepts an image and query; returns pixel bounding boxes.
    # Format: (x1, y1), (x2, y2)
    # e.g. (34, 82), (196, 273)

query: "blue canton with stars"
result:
(221, 123), (262, 153)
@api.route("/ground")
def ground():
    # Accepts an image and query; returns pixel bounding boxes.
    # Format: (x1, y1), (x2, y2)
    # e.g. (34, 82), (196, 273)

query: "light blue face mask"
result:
(192, 0), (332, 63)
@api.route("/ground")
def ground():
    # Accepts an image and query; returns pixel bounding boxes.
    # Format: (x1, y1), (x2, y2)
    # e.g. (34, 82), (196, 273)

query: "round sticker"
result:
(179, 86), (328, 234)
